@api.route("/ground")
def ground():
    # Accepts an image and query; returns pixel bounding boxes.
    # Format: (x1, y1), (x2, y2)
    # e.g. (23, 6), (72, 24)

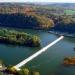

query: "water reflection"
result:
(64, 37), (75, 43)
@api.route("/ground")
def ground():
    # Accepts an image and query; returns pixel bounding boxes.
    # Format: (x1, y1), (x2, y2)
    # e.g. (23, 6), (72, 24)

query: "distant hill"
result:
(0, 3), (75, 9)
(46, 3), (75, 9)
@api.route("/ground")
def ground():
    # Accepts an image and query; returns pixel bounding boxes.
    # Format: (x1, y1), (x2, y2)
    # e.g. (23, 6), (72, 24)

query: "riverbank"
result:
(48, 30), (75, 38)
(0, 64), (40, 75)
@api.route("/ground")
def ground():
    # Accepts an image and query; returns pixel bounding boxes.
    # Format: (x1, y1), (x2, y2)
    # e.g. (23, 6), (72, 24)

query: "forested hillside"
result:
(0, 3), (75, 32)
(53, 16), (75, 33)
(0, 13), (54, 29)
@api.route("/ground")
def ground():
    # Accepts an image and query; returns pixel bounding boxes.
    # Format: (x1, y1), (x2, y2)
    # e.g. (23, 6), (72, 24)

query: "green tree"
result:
(18, 68), (29, 75)
(31, 71), (40, 75)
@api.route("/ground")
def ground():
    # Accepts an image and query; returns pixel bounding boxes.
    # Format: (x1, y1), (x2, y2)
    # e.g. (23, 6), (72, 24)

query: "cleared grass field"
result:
(65, 10), (75, 15)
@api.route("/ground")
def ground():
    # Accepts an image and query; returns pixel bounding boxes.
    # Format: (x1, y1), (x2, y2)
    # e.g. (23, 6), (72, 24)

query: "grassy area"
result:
(65, 10), (75, 15)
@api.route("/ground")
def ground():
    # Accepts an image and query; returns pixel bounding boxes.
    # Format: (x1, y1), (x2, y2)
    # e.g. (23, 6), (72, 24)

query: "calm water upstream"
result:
(0, 28), (75, 75)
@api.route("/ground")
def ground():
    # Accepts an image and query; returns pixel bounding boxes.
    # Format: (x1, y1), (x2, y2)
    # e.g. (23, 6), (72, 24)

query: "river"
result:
(0, 28), (75, 75)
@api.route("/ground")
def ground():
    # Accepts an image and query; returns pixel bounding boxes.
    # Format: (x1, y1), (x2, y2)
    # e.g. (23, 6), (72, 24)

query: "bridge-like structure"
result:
(12, 36), (64, 70)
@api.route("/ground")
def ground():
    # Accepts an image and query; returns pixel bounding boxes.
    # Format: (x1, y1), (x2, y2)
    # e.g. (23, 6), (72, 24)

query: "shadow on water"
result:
(0, 43), (41, 51)
(63, 37), (75, 43)
(55, 64), (75, 75)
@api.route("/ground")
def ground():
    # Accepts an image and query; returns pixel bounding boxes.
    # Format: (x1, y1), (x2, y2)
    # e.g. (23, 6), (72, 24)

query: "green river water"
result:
(0, 28), (75, 75)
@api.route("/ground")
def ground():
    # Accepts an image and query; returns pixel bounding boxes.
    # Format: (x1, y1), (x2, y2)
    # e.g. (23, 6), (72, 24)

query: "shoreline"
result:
(0, 26), (75, 38)
(48, 30), (75, 38)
